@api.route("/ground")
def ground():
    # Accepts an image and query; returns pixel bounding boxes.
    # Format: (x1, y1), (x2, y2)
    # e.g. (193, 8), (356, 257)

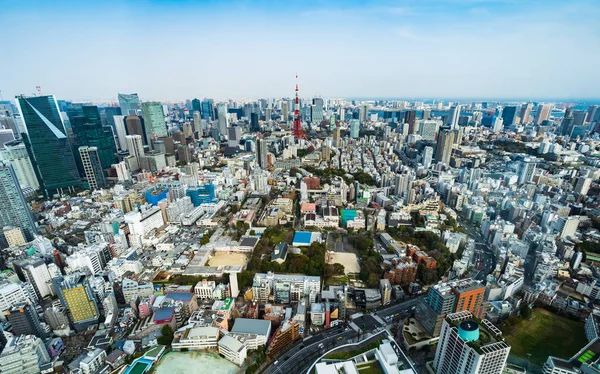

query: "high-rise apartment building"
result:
(15, 95), (81, 196)
(0, 162), (37, 242)
(118, 93), (141, 116)
(423, 146), (433, 168)
(433, 311), (510, 374)
(142, 102), (167, 141)
(435, 129), (456, 166)
(517, 158), (537, 185)
(78, 146), (106, 190)
(534, 104), (552, 125)
(419, 120), (439, 141)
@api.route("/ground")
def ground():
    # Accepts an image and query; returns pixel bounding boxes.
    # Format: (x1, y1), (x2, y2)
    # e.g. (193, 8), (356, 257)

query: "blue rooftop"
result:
(165, 292), (194, 302)
(293, 232), (312, 244)
(153, 307), (174, 321)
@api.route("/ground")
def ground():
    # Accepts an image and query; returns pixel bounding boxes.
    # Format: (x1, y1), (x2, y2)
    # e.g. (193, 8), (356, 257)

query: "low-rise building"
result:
(218, 335), (247, 366)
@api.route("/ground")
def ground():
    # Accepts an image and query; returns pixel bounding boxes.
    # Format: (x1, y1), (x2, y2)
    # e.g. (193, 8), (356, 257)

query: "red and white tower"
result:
(291, 74), (305, 139)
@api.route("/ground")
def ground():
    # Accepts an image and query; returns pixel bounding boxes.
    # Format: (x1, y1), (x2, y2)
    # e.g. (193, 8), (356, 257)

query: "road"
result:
(457, 217), (496, 281)
(262, 297), (423, 374)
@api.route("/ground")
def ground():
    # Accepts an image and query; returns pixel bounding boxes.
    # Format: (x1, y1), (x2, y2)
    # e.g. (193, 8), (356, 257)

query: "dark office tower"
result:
(125, 116), (146, 144)
(201, 99), (214, 120)
(0, 162), (37, 241)
(559, 110), (574, 137)
(587, 105), (599, 123)
(102, 106), (122, 131)
(435, 128), (456, 166)
(118, 93), (141, 116)
(404, 110), (417, 134)
(6, 302), (47, 339)
(250, 112), (259, 132)
(520, 103), (533, 124)
(256, 138), (268, 169)
(573, 110), (587, 128)
(71, 106), (118, 170)
(192, 98), (201, 113)
(501, 105), (519, 127)
(16, 95), (81, 197)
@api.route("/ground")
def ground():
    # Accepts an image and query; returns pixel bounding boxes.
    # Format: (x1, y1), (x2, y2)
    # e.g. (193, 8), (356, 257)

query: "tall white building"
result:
(0, 141), (39, 190)
(517, 158), (537, 185)
(217, 104), (228, 137)
(423, 146), (433, 168)
(113, 115), (128, 150)
(447, 105), (461, 129)
(575, 177), (592, 196)
(534, 104), (552, 125)
(112, 161), (130, 182)
(79, 146), (105, 190)
(350, 119), (360, 139)
(433, 311), (510, 374)
(125, 135), (145, 170)
(419, 120), (439, 141)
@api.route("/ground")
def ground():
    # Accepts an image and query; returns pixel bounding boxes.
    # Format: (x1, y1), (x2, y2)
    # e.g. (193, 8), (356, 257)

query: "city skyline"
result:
(1, 0), (600, 101)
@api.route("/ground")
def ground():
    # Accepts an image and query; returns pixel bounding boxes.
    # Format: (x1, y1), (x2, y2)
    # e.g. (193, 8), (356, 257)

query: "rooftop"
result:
(230, 318), (271, 336)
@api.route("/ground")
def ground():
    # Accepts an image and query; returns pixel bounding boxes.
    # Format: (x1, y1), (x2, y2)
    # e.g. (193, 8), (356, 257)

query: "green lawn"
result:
(504, 309), (587, 365)
(355, 361), (384, 374)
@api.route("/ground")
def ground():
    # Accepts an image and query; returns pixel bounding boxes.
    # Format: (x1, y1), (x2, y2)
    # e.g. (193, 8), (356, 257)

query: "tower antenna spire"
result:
(291, 73), (305, 139)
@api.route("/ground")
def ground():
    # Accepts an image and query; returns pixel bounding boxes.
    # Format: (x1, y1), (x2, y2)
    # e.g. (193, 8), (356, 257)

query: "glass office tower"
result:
(15, 95), (81, 197)
(0, 162), (37, 241)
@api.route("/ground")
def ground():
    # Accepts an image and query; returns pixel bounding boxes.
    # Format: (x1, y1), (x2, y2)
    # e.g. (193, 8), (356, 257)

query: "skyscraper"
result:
(435, 129), (456, 166)
(250, 112), (259, 132)
(501, 105), (519, 127)
(359, 104), (369, 123)
(201, 99), (214, 121)
(519, 103), (533, 124)
(142, 102), (167, 142)
(228, 126), (241, 148)
(0, 140), (39, 190)
(79, 146), (106, 190)
(534, 104), (551, 125)
(113, 115), (128, 150)
(191, 98), (201, 113)
(71, 106), (118, 170)
(256, 138), (268, 169)
(404, 110), (417, 134)
(587, 105), (599, 123)
(447, 105), (461, 129)
(15, 95), (81, 196)
(433, 311), (510, 374)
(0, 162), (37, 241)
(350, 119), (360, 139)
(125, 116), (146, 144)
(419, 120), (439, 141)
(126, 135), (145, 162)
(217, 104), (228, 136)
(118, 93), (141, 116)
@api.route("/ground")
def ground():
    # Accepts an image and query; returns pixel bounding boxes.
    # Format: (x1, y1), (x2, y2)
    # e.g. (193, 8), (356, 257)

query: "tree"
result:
(157, 324), (174, 346)
(520, 304), (533, 320)
(200, 236), (210, 245)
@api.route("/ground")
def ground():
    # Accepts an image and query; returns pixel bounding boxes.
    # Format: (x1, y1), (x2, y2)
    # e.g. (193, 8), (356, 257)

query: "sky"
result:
(1, 0), (600, 102)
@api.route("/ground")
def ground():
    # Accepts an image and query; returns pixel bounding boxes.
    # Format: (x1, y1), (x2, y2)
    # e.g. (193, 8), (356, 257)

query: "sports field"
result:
(208, 252), (248, 267)
(504, 308), (587, 365)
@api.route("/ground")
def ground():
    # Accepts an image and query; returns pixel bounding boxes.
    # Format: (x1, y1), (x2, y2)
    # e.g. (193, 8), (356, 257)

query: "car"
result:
(338, 336), (343, 340)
